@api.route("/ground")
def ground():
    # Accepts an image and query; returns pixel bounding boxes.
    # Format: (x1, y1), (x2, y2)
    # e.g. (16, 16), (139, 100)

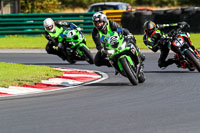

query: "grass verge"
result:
(0, 62), (63, 88)
(0, 34), (95, 49)
(0, 33), (199, 49)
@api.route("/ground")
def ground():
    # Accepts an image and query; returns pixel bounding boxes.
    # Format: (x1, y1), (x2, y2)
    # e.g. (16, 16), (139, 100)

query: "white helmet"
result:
(43, 18), (55, 33)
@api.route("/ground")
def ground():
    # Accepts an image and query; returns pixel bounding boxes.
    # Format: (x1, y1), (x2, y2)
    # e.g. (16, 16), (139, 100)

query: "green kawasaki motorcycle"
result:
(58, 27), (94, 64)
(100, 29), (145, 85)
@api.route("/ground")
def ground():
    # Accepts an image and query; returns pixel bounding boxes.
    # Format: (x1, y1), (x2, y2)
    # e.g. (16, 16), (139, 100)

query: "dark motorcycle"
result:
(166, 25), (200, 72)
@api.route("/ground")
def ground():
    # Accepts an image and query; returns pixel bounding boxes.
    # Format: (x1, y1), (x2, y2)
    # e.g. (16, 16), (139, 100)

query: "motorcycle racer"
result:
(143, 20), (199, 69)
(43, 18), (79, 60)
(92, 12), (145, 68)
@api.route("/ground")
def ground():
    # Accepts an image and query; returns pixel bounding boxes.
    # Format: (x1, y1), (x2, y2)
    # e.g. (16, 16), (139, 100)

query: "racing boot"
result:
(114, 70), (119, 75)
(139, 52), (145, 61)
(194, 49), (200, 58)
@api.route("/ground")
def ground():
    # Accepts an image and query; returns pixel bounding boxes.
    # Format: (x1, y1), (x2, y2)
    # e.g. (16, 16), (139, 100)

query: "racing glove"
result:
(100, 48), (106, 57)
(46, 34), (56, 44)
(58, 21), (70, 27)
(178, 21), (190, 29)
(76, 27), (81, 31)
(127, 33), (133, 39)
(156, 24), (164, 29)
(127, 34), (136, 44)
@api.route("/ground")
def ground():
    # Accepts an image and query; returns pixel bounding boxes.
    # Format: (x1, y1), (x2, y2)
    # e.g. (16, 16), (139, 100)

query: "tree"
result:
(178, 0), (200, 6)
(59, 0), (136, 8)
(20, 0), (61, 13)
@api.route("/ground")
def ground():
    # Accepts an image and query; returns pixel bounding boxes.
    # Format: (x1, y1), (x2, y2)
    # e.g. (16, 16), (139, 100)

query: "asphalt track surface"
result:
(0, 52), (200, 133)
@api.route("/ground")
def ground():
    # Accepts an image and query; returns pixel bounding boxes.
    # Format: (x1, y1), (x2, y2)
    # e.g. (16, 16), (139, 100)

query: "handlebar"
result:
(168, 27), (181, 37)
(168, 22), (190, 37)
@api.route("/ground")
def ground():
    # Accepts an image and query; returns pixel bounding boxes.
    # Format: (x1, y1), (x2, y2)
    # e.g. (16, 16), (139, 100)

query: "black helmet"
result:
(92, 12), (108, 31)
(144, 21), (156, 36)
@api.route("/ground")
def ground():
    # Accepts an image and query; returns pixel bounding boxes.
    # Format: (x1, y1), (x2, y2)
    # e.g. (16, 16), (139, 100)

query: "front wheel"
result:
(185, 49), (200, 72)
(120, 57), (138, 85)
(79, 46), (94, 64)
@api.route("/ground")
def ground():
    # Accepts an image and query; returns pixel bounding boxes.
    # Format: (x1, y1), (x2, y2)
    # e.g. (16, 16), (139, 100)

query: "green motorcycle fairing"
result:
(118, 55), (134, 71)
(100, 31), (138, 72)
(58, 27), (89, 56)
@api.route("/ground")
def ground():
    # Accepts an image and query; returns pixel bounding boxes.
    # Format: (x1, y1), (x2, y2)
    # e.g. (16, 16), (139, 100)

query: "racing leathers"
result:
(92, 20), (144, 67)
(143, 23), (182, 68)
(44, 21), (78, 60)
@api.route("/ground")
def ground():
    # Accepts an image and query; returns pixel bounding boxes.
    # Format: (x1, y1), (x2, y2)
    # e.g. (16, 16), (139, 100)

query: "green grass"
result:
(0, 33), (200, 49)
(0, 35), (48, 49)
(0, 62), (63, 88)
(0, 35), (95, 49)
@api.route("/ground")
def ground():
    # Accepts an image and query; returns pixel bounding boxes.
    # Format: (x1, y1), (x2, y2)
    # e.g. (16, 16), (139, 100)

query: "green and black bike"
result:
(58, 27), (94, 64)
(100, 29), (145, 85)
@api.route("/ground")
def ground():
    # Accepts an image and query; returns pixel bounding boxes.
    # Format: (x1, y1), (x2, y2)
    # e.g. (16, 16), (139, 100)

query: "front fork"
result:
(117, 53), (143, 77)
(130, 47), (144, 76)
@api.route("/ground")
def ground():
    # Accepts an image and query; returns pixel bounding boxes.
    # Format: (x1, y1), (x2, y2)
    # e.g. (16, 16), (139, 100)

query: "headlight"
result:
(173, 37), (184, 47)
(106, 50), (115, 56)
(174, 41), (182, 47)
(77, 27), (81, 31)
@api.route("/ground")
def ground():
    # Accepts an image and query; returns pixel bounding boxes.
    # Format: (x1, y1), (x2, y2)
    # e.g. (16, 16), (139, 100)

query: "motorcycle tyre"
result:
(79, 46), (94, 64)
(120, 57), (138, 85)
(185, 50), (200, 72)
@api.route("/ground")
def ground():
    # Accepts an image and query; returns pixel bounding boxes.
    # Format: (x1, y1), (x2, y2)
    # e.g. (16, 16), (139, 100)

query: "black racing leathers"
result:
(44, 21), (77, 60)
(143, 24), (180, 68)
(92, 20), (139, 67)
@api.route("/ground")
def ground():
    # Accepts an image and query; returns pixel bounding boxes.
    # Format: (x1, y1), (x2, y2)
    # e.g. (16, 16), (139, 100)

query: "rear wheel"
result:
(80, 46), (94, 64)
(120, 57), (138, 85)
(185, 50), (200, 72)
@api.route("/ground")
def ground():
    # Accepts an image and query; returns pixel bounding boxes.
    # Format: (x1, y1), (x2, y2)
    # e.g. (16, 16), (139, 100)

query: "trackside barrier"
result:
(3, 8), (198, 36)
(103, 9), (135, 25)
(0, 12), (95, 36)
(122, 10), (153, 34)
(121, 7), (200, 34)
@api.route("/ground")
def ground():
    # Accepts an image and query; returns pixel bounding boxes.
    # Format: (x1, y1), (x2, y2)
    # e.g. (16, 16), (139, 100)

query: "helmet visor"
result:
(46, 25), (53, 31)
(145, 28), (155, 36)
(95, 21), (104, 28)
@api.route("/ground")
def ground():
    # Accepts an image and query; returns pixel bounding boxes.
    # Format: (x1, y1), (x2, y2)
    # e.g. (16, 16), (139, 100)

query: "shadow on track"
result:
(144, 71), (197, 73)
(23, 63), (90, 66)
(86, 82), (129, 87)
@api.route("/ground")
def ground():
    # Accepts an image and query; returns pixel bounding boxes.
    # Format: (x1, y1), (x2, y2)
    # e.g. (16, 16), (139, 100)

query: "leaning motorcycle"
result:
(167, 26), (200, 72)
(100, 29), (145, 85)
(58, 27), (94, 64)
